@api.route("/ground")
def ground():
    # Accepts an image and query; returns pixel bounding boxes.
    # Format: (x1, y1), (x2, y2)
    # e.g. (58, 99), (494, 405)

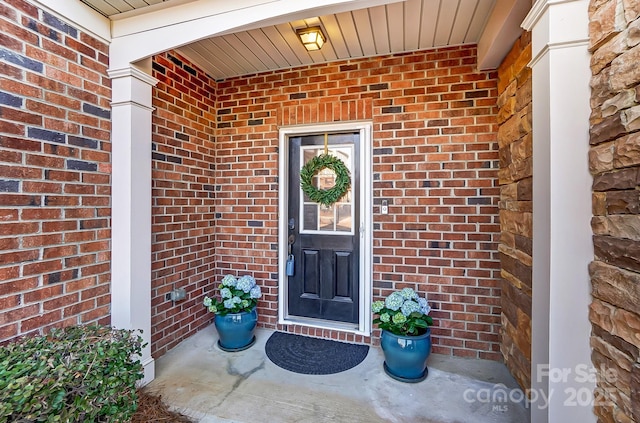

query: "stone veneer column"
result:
(523, 1), (595, 422)
(588, 1), (640, 420)
(108, 65), (158, 385)
(497, 31), (533, 392)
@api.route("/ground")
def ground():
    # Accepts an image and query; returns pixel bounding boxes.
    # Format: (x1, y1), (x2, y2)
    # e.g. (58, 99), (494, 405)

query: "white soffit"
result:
(78, 0), (529, 78)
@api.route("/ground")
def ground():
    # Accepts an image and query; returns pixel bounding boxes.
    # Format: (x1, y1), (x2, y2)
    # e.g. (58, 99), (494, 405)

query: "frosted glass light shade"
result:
(297, 27), (326, 51)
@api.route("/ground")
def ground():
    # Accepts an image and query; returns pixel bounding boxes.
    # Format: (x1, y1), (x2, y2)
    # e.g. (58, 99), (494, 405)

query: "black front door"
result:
(287, 133), (360, 324)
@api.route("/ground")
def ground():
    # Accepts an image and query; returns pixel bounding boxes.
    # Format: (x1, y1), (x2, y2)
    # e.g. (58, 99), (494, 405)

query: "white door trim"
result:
(278, 122), (373, 336)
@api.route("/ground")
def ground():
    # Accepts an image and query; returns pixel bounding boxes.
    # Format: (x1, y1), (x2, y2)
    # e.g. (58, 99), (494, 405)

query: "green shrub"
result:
(0, 325), (145, 422)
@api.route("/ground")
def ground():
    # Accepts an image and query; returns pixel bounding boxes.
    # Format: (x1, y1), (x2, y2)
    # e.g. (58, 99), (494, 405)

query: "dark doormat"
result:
(265, 331), (369, 375)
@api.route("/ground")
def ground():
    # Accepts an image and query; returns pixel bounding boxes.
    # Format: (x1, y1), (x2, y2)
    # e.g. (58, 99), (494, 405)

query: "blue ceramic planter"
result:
(380, 328), (432, 382)
(214, 308), (258, 352)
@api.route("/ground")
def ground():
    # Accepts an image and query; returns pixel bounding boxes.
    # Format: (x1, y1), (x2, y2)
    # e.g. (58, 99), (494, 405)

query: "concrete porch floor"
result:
(146, 326), (531, 423)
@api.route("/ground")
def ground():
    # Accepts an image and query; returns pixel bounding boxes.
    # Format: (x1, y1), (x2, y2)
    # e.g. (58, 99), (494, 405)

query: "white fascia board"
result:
(31, 0), (111, 43)
(109, 0), (404, 70)
(111, 0), (274, 38)
(477, 0), (532, 70)
(187, 0), (407, 36)
(111, 0), (405, 37)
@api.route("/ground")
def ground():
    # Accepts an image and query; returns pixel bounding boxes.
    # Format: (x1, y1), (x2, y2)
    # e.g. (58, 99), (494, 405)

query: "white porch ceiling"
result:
(80, 0), (171, 16)
(80, 0), (501, 80)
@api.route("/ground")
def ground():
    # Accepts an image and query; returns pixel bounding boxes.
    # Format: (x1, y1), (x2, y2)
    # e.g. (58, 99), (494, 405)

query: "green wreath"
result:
(300, 154), (351, 206)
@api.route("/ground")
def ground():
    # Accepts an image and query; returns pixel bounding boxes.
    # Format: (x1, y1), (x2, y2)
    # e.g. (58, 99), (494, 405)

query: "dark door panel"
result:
(302, 249), (320, 296)
(334, 251), (352, 298)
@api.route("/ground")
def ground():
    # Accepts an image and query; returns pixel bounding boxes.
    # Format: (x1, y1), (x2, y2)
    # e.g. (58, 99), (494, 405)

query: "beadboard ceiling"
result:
(80, 0), (499, 80)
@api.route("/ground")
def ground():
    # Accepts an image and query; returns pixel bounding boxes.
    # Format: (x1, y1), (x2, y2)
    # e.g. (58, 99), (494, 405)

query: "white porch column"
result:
(523, 1), (595, 421)
(108, 66), (158, 385)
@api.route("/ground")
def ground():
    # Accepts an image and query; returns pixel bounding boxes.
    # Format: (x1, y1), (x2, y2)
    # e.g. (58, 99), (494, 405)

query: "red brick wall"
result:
(215, 46), (502, 358)
(150, 51), (217, 357)
(0, 0), (112, 342)
(0, 0), (501, 360)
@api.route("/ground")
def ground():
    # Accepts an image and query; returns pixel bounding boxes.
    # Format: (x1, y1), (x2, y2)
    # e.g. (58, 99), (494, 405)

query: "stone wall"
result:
(497, 32), (533, 390)
(588, 1), (640, 421)
(215, 46), (503, 358)
(0, 0), (112, 342)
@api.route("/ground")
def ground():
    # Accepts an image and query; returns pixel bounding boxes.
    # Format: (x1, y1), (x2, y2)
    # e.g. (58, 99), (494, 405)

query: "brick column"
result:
(523, 1), (595, 422)
(108, 66), (158, 385)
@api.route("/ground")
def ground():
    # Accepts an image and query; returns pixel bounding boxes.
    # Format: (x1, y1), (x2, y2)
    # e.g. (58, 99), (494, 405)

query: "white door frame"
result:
(278, 122), (373, 336)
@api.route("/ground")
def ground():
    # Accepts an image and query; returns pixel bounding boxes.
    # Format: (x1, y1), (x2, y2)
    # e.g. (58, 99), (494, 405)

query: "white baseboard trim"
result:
(138, 356), (156, 386)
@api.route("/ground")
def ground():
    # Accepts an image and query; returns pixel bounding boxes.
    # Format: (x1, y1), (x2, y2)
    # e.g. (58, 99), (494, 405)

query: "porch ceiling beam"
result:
(109, 0), (406, 71)
(477, 0), (532, 70)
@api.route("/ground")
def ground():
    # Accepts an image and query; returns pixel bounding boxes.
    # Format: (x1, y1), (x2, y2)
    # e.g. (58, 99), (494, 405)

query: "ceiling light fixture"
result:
(296, 26), (326, 51)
